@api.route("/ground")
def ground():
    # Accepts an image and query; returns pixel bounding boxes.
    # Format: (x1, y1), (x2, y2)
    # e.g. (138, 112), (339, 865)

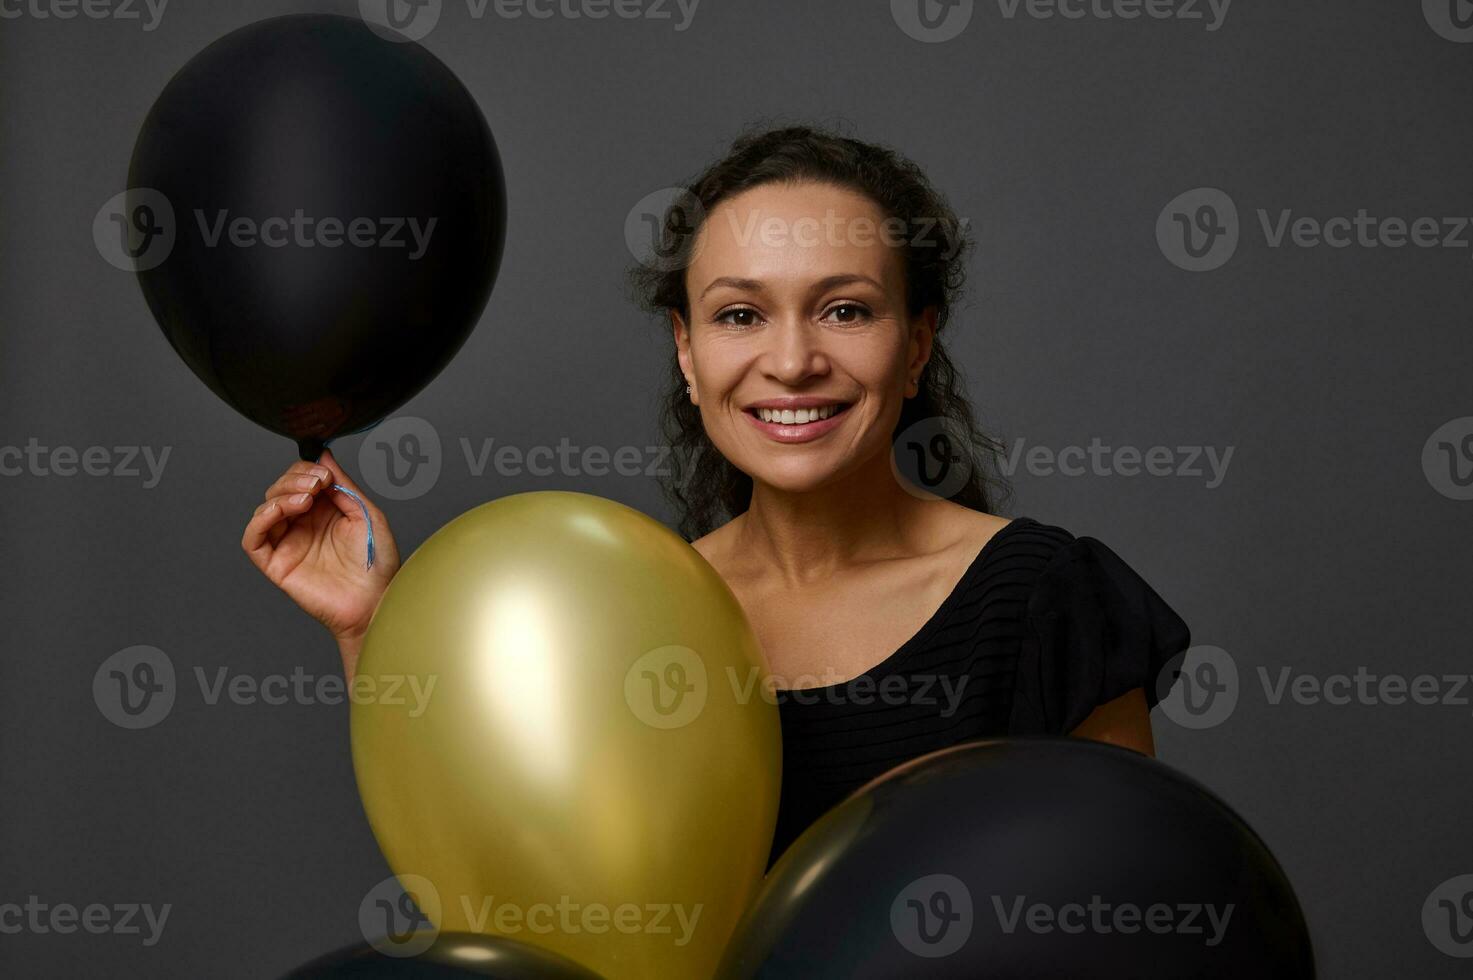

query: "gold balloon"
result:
(351, 491), (781, 980)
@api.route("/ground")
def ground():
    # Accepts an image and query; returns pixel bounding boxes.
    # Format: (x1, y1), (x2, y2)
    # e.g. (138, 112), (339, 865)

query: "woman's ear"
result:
(672, 310), (696, 401)
(908, 307), (938, 392)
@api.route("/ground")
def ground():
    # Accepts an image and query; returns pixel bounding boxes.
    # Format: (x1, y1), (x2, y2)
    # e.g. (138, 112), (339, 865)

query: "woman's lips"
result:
(742, 404), (851, 443)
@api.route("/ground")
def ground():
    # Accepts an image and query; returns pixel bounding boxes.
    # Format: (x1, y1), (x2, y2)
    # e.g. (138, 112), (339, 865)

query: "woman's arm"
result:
(1070, 687), (1156, 757)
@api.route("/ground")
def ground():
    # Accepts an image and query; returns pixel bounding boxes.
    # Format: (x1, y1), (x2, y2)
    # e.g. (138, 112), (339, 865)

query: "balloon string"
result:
(330, 484), (376, 571)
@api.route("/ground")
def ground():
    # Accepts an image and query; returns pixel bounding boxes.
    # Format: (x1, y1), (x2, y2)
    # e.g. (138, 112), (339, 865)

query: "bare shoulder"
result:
(689, 515), (742, 577)
(931, 500), (1012, 555)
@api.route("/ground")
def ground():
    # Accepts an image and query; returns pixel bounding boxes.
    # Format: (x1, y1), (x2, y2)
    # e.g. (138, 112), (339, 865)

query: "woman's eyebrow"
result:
(698, 273), (886, 302)
(698, 276), (765, 300)
(811, 273), (884, 294)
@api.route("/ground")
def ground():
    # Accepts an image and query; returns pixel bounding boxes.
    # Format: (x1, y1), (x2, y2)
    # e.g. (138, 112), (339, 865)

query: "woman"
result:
(241, 125), (1190, 870)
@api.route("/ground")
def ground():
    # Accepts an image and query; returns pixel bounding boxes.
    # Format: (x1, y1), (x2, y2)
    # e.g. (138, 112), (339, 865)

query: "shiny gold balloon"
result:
(351, 492), (781, 980)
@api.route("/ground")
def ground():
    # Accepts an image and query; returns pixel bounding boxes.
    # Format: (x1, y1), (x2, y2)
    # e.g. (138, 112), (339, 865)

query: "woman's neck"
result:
(732, 448), (936, 588)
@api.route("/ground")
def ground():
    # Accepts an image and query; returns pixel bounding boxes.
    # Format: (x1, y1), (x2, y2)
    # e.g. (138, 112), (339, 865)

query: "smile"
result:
(742, 401), (852, 443)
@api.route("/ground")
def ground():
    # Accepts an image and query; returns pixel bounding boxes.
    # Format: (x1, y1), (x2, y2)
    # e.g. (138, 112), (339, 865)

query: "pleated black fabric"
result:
(765, 517), (1191, 870)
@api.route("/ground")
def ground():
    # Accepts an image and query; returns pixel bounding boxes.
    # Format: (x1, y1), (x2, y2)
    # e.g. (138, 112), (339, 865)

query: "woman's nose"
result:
(761, 317), (829, 385)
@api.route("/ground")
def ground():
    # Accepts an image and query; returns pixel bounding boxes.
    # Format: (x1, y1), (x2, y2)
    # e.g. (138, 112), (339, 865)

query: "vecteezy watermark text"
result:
(359, 874), (703, 958)
(891, 0), (1230, 44)
(0, 0), (167, 30)
(1155, 645), (1473, 730)
(1159, 188), (1473, 271)
(356, 416), (703, 501)
(360, 0), (700, 43)
(623, 651), (973, 730)
(999, 437), (1233, 488)
(94, 191), (440, 271)
(0, 896), (170, 947)
(93, 646), (437, 729)
(716, 208), (970, 260)
(0, 440), (170, 488)
(193, 210), (437, 260)
(992, 895), (1234, 946)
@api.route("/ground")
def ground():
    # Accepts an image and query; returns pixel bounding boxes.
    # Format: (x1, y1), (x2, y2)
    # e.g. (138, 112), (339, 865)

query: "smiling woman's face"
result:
(675, 181), (935, 495)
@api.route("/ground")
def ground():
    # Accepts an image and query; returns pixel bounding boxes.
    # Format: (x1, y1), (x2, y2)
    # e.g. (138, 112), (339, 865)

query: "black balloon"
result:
(128, 14), (505, 460)
(283, 932), (605, 980)
(717, 738), (1315, 979)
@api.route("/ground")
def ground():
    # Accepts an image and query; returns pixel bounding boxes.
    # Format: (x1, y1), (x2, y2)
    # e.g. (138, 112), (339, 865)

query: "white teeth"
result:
(757, 405), (840, 424)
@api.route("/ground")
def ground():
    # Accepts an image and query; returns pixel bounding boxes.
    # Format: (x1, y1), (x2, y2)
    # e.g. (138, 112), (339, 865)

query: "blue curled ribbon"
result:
(329, 483), (376, 571)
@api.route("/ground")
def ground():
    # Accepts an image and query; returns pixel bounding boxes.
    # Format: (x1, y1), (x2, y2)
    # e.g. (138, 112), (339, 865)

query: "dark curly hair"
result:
(629, 123), (1010, 542)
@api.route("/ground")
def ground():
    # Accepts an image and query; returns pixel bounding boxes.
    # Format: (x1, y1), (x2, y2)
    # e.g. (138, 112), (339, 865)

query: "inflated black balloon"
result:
(128, 14), (505, 460)
(283, 932), (604, 979)
(717, 738), (1315, 979)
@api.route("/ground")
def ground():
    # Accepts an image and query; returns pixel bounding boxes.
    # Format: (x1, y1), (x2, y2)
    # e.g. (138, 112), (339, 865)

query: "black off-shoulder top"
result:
(766, 517), (1191, 870)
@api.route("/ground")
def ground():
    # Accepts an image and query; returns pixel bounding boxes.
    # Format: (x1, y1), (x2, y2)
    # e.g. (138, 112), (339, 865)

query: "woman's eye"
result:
(715, 308), (761, 328)
(823, 303), (872, 325)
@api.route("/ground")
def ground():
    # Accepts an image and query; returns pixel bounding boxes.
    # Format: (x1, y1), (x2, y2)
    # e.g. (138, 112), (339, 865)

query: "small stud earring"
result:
(686, 383), (692, 393)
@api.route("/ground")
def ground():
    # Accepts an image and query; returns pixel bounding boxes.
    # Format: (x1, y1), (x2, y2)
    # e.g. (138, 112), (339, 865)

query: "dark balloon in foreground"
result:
(718, 738), (1315, 979)
(128, 14), (505, 460)
(282, 931), (605, 979)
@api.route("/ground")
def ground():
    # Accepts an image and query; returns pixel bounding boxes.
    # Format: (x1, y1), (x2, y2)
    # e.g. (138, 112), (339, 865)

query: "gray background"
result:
(3, 0), (1471, 976)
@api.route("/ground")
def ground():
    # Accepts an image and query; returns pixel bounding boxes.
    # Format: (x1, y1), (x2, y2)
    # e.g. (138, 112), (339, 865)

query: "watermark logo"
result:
(626, 187), (707, 273)
(892, 874), (973, 958)
(95, 191), (437, 268)
(1156, 645), (1238, 730)
(1422, 417), (1473, 500)
(360, 0), (443, 41)
(360, 874), (441, 957)
(891, 0), (975, 42)
(94, 189), (175, 272)
(1160, 645), (1473, 731)
(1157, 187), (1239, 272)
(361, 416), (443, 500)
(1424, 0), (1473, 42)
(894, 426), (1236, 493)
(1424, 874), (1473, 957)
(893, 0), (1231, 41)
(625, 645), (707, 729)
(93, 646), (175, 730)
(1162, 190), (1473, 271)
(93, 647), (437, 727)
(892, 417), (974, 501)
(354, 416), (702, 500)
(357, 874), (707, 949)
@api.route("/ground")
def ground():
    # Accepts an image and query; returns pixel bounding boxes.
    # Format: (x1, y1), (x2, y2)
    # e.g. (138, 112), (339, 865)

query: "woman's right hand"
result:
(241, 448), (401, 679)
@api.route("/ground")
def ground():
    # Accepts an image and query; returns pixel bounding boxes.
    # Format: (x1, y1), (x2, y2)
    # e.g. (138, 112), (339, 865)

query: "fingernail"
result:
(299, 475), (320, 491)
(313, 467), (331, 481)
(293, 492), (310, 504)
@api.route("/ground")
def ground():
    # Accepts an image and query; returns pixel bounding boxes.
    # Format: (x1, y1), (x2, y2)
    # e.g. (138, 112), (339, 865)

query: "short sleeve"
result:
(1008, 536), (1190, 735)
